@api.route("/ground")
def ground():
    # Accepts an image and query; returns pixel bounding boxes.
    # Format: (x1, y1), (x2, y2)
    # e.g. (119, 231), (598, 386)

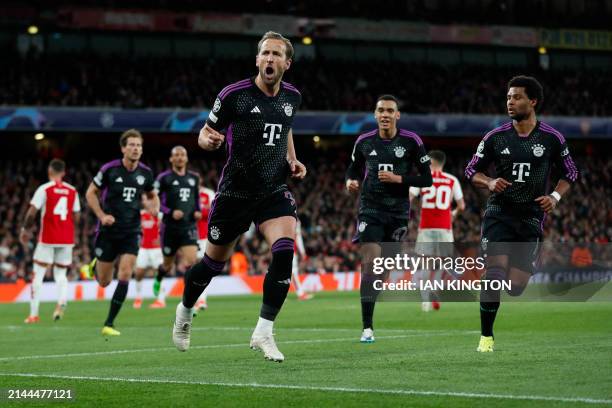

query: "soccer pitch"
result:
(0, 292), (610, 407)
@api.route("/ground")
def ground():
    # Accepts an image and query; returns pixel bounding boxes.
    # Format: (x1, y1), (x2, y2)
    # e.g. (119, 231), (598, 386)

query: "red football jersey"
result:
(140, 210), (161, 249)
(30, 180), (80, 245)
(410, 170), (463, 230)
(198, 187), (215, 240)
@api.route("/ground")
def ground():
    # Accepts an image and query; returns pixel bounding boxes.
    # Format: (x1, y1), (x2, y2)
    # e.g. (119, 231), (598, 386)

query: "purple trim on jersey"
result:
(100, 159), (122, 173)
(398, 129), (424, 146)
(137, 162), (152, 172)
(351, 219), (360, 243)
(203, 254), (225, 272)
(156, 169), (172, 181)
(540, 213), (547, 233)
(464, 123), (513, 179)
(563, 157), (579, 182)
(207, 193), (219, 225)
(356, 129), (377, 144)
(160, 192), (171, 215)
(219, 79), (252, 100)
(281, 81), (301, 95)
(540, 122), (566, 144)
(217, 124), (233, 192)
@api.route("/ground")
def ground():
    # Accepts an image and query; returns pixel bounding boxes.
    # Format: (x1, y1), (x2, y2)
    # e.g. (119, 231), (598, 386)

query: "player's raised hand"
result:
(535, 195), (558, 213)
(101, 214), (115, 226)
(346, 179), (360, 193)
(172, 209), (184, 220)
(288, 159), (307, 179)
(198, 124), (225, 151)
(487, 178), (512, 193)
(378, 171), (401, 183)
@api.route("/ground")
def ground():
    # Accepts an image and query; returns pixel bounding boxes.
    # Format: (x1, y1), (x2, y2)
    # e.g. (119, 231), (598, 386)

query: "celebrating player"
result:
(409, 150), (465, 311)
(172, 31), (306, 362)
(20, 159), (80, 323)
(152, 146), (201, 309)
(346, 94), (433, 343)
(134, 203), (163, 309)
(85, 129), (159, 336)
(465, 76), (578, 352)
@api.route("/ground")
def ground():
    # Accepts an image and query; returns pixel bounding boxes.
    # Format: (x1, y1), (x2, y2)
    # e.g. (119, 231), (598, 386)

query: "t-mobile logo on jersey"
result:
(123, 187), (137, 202)
(179, 188), (191, 202)
(512, 162), (531, 182)
(378, 164), (394, 171)
(263, 123), (283, 146)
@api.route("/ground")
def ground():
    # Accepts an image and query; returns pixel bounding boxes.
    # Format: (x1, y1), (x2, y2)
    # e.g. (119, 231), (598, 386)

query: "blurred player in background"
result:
(292, 219), (313, 300)
(465, 76), (578, 352)
(85, 129), (158, 336)
(173, 31), (306, 362)
(152, 146), (201, 309)
(193, 179), (216, 313)
(409, 150), (464, 311)
(20, 159), (80, 323)
(133, 201), (163, 309)
(346, 95), (432, 343)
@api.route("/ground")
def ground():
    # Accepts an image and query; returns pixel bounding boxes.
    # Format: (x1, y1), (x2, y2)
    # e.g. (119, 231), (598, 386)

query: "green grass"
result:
(0, 292), (611, 407)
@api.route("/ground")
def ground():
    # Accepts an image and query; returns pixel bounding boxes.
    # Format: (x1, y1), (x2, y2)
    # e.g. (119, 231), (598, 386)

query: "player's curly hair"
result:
(508, 76), (544, 112)
(257, 31), (294, 60)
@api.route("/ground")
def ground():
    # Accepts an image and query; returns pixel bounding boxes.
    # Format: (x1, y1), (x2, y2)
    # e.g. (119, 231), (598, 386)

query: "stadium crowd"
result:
(3, 52), (612, 116)
(0, 149), (609, 282)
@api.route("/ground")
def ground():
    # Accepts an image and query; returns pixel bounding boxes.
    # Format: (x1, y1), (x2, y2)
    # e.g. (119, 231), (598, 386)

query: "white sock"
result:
(53, 266), (68, 306)
(135, 279), (142, 298)
(254, 317), (274, 336)
(157, 282), (166, 302)
(292, 266), (304, 296)
(30, 264), (46, 317)
(177, 302), (192, 319)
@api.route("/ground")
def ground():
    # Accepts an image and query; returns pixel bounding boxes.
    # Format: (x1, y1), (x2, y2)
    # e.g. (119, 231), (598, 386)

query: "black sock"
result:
(260, 238), (294, 321)
(156, 265), (168, 282)
(361, 301), (375, 330)
(182, 254), (225, 308)
(479, 266), (505, 337)
(360, 273), (380, 330)
(104, 280), (129, 327)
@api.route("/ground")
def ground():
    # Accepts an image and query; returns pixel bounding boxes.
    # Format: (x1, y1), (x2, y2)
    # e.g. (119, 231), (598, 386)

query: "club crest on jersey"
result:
(136, 175), (145, 185)
(213, 98), (221, 113)
(394, 146), (406, 158)
(358, 221), (367, 232)
(282, 103), (293, 117)
(476, 141), (485, 158)
(188, 178), (196, 186)
(210, 226), (220, 241)
(561, 147), (569, 157)
(163, 246), (172, 255)
(95, 247), (103, 257)
(532, 144), (545, 157)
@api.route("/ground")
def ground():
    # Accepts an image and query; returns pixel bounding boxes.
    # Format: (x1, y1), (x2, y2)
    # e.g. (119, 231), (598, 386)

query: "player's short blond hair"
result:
(119, 129), (143, 147)
(257, 31), (294, 60)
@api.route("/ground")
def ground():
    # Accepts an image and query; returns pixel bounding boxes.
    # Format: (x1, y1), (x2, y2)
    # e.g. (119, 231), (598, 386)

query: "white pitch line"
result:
(0, 332), (471, 362)
(1, 373), (610, 405)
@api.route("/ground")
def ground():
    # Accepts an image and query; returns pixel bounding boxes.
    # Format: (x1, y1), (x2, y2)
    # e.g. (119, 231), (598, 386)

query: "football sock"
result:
(156, 265), (168, 282)
(30, 263), (46, 317)
(104, 280), (129, 327)
(53, 266), (68, 306)
(260, 238), (294, 321)
(480, 266), (505, 337)
(360, 272), (379, 330)
(134, 279), (142, 298)
(182, 254), (225, 308)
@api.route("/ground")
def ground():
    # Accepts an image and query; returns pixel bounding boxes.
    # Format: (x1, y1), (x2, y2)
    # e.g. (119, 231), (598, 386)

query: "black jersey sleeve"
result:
(92, 165), (109, 189)
(400, 143), (432, 188)
(155, 174), (171, 215)
(465, 134), (495, 180)
(205, 90), (237, 132)
(346, 140), (366, 181)
(553, 138), (579, 184)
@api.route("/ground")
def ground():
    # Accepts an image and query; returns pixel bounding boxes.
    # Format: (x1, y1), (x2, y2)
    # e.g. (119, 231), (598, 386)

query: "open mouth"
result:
(265, 66), (274, 76)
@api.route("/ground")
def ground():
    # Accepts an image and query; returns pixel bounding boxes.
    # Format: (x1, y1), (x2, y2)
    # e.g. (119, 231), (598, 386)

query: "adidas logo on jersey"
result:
(369, 150), (377, 156)
(501, 148), (510, 155)
(115, 177), (123, 183)
(172, 180), (180, 185)
(251, 106), (261, 113)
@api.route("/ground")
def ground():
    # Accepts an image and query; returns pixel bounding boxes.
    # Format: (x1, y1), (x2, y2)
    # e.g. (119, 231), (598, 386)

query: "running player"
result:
(20, 159), (80, 323)
(409, 150), (465, 311)
(172, 31), (306, 362)
(152, 146), (201, 309)
(465, 76), (578, 352)
(134, 202), (163, 309)
(346, 94), (433, 343)
(85, 129), (159, 336)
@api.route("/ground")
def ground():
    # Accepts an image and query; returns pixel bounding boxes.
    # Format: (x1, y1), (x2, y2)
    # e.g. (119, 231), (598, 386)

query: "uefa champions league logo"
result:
(213, 98), (221, 113)
(210, 226), (220, 240)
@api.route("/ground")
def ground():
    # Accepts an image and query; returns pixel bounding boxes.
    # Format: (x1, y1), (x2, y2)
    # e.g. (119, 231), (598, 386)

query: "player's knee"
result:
(98, 277), (112, 287)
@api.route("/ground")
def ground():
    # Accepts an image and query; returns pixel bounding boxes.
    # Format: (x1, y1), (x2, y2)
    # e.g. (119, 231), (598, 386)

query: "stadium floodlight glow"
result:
(34, 133), (45, 140)
(313, 135), (320, 143)
(538, 46), (547, 55)
(302, 36), (313, 45)
(27, 25), (39, 35)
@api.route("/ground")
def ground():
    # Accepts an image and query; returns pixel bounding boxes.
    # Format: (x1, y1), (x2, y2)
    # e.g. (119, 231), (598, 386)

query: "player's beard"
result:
(510, 111), (528, 122)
